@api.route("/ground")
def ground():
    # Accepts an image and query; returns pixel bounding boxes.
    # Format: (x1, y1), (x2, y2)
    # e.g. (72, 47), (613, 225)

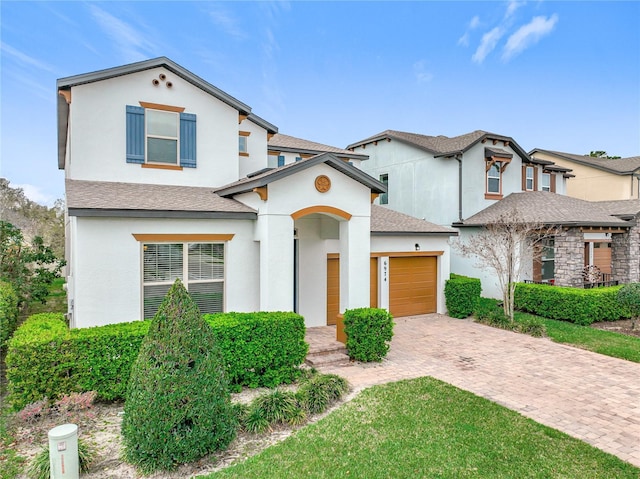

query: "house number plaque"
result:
(315, 175), (331, 193)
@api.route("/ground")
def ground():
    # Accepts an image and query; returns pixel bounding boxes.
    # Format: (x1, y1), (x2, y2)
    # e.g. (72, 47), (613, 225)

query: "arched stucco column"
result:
(338, 215), (371, 317)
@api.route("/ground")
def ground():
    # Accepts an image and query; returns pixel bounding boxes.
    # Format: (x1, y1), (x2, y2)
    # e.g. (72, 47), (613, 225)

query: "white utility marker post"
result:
(48, 423), (79, 479)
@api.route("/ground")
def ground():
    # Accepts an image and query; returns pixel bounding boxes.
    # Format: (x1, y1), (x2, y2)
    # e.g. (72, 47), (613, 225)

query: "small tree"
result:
(617, 283), (640, 330)
(0, 221), (64, 308)
(121, 279), (236, 473)
(453, 210), (557, 321)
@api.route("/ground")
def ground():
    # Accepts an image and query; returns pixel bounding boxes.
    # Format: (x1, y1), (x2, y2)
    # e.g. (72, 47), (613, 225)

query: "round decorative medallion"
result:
(315, 175), (331, 193)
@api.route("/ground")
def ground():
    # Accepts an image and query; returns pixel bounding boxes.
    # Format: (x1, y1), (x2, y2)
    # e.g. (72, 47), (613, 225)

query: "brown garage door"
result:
(326, 257), (378, 326)
(389, 256), (437, 317)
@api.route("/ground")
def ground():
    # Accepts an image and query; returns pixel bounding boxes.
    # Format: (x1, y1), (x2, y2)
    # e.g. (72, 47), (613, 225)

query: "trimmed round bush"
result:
(343, 308), (394, 362)
(617, 283), (640, 329)
(121, 279), (237, 473)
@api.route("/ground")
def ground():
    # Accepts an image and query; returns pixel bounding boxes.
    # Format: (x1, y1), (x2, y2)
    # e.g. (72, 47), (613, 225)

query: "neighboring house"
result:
(347, 129), (579, 297)
(530, 149), (640, 201)
(458, 192), (640, 289)
(58, 57), (456, 329)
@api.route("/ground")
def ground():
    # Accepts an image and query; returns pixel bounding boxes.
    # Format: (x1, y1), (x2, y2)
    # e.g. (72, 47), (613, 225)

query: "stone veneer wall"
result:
(612, 221), (640, 284)
(553, 227), (584, 287)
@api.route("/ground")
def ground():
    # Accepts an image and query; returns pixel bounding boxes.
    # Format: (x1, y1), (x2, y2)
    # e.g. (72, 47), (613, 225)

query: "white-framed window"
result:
(541, 238), (555, 281)
(541, 173), (551, 192)
(146, 109), (179, 164)
(239, 135), (247, 153)
(525, 166), (535, 191)
(380, 173), (389, 204)
(487, 162), (501, 194)
(142, 242), (224, 318)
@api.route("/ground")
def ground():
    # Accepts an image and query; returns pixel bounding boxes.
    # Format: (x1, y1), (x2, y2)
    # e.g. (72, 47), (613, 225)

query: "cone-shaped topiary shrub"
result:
(121, 279), (237, 473)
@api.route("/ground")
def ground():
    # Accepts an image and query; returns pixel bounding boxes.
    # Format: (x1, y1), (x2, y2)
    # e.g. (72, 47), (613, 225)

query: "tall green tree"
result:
(588, 151), (621, 159)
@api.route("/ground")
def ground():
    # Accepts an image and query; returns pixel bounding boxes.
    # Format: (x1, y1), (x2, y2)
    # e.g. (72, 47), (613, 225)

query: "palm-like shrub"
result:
(121, 279), (236, 473)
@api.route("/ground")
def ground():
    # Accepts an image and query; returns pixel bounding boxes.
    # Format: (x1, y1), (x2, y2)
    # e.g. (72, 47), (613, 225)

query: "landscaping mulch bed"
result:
(591, 319), (640, 338)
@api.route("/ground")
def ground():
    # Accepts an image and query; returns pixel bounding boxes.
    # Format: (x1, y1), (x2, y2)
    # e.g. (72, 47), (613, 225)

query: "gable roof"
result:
(347, 129), (531, 161)
(215, 152), (386, 197)
(459, 191), (633, 228)
(269, 133), (368, 161)
(530, 149), (640, 175)
(66, 179), (256, 219)
(57, 57), (278, 169)
(371, 205), (457, 236)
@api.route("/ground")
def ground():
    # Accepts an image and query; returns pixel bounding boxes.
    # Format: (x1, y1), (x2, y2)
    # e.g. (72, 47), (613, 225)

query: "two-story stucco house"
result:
(57, 58), (457, 330)
(348, 130), (639, 297)
(530, 149), (640, 202)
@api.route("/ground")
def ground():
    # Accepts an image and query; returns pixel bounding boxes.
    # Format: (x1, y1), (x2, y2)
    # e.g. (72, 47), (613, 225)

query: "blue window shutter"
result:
(278, 155), (285, 167)
(295, 156), (302, 162)
(180, 112), (197, 168)
(126, 105), (145, 164)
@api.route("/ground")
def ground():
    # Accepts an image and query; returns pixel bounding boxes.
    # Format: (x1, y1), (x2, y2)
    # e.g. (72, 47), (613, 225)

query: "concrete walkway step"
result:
(306, 351), (351, 367)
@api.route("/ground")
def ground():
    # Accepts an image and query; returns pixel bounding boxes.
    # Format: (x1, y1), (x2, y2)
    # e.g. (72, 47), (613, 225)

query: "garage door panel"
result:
(389, 256), (437, 317)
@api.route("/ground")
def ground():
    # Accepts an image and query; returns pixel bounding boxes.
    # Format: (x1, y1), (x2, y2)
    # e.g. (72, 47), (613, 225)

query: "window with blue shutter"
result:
(295, 156), (302, 162)
(278, 155), (285, 167)
(126, 105), (197, 168)
(179, 113), (197, 168)
(126, 106), (145, 164)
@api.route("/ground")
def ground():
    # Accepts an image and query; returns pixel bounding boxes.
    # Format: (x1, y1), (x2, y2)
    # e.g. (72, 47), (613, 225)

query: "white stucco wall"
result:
(238, 118), (269, 178)
(68, 216), (258, 328)
(66, 66), (254, 188)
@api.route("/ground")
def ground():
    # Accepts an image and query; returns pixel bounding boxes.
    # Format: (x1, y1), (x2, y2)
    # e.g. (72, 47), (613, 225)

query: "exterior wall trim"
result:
(132, 233), (234, 242)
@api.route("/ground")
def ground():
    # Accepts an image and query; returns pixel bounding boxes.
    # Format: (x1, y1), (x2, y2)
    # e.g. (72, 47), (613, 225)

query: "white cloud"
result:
(0, 43), (56, 73)
(413, 60), (434, 84)
(458, 15), (481, 47)
(502, 14), (559, 61)
(472, 27), (505, 64)
(505, 0), (526, 19)
(207, 6), (247, 39)
(13, 184), (54, 206)
(88, 5), (158, 62)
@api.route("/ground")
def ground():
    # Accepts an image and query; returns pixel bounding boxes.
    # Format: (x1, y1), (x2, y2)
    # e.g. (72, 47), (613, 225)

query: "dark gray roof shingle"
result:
(461, 191), (632, 227)
(371, 205), (457, 235)
(269, 134), (367, 159)
(66, 180), (256, 216)
(531, 149), (640, 174)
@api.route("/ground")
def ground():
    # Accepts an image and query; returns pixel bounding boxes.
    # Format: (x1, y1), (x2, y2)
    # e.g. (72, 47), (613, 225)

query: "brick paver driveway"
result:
(319, 314), (640, 467)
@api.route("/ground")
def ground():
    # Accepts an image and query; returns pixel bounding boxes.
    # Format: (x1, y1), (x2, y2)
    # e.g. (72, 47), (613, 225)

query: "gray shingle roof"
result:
(460, 191), (633, 227)
(530, 149), (640, 175)
(347, 129), (530, 161)
(66, 180), (256, 218)
(215, 152), (386, 197)
(371, 205), (457, 235)
(269, 134), (367, 159)
(595, 199), (640, 218)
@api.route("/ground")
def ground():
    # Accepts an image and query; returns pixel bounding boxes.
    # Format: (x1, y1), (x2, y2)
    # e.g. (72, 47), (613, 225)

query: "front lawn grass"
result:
(515, 312), (640, 363)
(207, 377), (638, 479)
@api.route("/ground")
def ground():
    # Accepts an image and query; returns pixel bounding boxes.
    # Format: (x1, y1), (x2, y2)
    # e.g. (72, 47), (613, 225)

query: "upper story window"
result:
(487, 162), (501, 194)
(525, 166), (535, 191)
(126, 103), (196, 169)
(541, 173), (551, 192)
(147, 109), (178, 164)
(380, 174), (389, 205)
(239, 131), (250, 156)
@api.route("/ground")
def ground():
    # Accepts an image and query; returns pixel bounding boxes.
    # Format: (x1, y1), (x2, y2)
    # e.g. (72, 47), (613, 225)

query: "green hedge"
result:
(204, 312), (308, 390)
(514, 283), (631, 326)
(6, 311), (308, 409)
(445, 274), (482, 319)
(0, 281), (19, 348)
(343, 308), (394, 362)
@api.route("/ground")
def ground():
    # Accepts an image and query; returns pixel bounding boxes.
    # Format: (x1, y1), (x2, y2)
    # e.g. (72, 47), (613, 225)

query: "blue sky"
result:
(1, 1), (639, 205)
